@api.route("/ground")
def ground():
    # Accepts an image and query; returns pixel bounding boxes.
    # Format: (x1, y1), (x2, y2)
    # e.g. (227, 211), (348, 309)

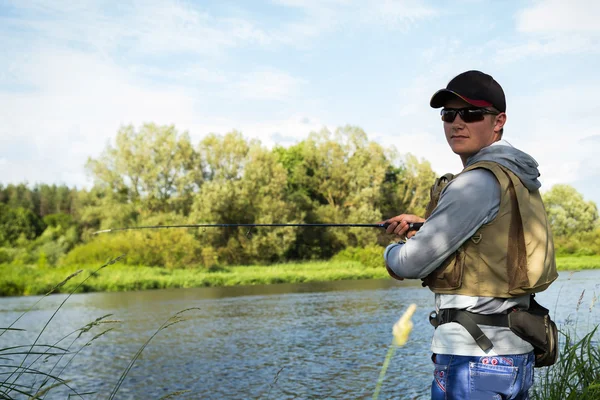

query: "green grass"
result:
(0, 260), (389, 296)
(1, 255), (599, 297)
(532, 327), (600, 400)
(555, 255), (600, 270)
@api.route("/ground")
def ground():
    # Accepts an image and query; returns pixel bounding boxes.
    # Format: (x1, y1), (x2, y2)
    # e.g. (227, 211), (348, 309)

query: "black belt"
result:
(429, 309), (510, 352)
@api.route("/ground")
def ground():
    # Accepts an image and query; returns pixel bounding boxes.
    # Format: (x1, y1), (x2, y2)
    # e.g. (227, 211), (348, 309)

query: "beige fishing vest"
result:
(421, 161), (557, 298)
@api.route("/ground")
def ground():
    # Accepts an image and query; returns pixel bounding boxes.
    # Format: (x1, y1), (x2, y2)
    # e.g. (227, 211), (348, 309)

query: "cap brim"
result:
(430, 89), (493, 109)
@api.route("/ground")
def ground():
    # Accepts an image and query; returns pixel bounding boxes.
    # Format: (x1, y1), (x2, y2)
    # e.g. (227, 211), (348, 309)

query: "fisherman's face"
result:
(442, 97), (504, 166)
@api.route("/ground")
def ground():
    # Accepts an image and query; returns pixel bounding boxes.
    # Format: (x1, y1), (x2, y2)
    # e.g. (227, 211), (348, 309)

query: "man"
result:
(382, 70), (557, 399)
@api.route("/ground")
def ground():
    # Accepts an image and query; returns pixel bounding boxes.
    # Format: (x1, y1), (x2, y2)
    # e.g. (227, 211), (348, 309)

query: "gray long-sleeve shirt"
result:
(384, 140), (536, 356)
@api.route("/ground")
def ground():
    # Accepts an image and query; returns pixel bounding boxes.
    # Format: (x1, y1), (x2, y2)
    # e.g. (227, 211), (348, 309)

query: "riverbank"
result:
(2, 255), (600, 296)
(0, 260), (387, 296)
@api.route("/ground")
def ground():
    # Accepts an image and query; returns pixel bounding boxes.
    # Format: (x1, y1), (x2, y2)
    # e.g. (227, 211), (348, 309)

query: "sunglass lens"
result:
(441, 110), (457, 122)
(461, 109), (485, 123)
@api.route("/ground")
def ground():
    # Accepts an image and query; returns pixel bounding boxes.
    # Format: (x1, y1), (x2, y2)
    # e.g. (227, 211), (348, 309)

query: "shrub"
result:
(63, 230), (202, 268)
(332, 245), (386, 269)
(554, 228), (600, 256)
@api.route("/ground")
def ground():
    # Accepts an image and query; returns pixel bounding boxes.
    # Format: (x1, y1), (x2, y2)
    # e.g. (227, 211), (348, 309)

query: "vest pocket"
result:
(423, 248), (465, 290)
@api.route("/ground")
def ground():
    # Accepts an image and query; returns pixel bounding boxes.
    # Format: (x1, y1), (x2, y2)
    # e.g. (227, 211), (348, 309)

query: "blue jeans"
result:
(431, 352), (534, 400)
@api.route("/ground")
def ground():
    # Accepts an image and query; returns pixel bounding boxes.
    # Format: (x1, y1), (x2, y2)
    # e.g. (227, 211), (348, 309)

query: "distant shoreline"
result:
(1, 255), (599, 297)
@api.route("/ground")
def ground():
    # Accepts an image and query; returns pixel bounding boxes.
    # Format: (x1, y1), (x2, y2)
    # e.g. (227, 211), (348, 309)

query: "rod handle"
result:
(381, 222), (424, 231)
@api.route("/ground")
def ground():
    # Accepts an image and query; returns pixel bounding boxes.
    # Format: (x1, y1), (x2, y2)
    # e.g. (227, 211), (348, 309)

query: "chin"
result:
(450, 144), (468, 154)
(450, 146), (475, 159)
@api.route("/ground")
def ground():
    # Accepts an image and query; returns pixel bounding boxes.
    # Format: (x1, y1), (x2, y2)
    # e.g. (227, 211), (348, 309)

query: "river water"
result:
(1, 270), (599, 399)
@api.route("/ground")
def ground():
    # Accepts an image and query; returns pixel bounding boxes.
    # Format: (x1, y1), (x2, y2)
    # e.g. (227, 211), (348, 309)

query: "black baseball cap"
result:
(430, 70), (506, 112)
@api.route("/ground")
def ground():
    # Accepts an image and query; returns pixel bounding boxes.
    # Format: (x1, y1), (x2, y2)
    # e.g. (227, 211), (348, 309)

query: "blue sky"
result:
(1, 0), (600, 206)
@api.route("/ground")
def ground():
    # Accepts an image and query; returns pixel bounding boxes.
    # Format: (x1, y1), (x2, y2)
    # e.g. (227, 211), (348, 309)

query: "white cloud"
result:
(1, 0), (279, 59)
(498, 0), (600, 62)
(0, 48), (201, 187)
(516, 0), (600, 34)
(365, 0), (438, 28)
(235, 69), (307, 101)
(3, 0), (438, 59)
(506, 83), (600, 196)
(128, 64), (228, 85)
(272, 0), (438, 38)
(127, 2), (278, 55)
(495, 35), (600, 63)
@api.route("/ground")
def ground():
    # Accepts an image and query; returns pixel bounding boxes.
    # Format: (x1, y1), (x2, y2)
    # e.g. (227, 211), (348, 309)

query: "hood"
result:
(466, 140), (541, 191)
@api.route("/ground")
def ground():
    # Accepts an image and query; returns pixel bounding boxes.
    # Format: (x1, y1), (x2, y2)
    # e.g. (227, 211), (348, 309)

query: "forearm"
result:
(383, 227), (474, 279)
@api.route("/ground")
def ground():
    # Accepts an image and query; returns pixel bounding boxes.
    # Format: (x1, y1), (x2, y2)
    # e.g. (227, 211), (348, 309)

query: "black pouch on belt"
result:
(508, 294), (559, 367)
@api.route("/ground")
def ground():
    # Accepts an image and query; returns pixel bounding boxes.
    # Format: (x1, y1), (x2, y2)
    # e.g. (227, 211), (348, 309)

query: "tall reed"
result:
(0, 256), (198, 399)
(532, 326), (600, 399)
(532, 287), (600, 399)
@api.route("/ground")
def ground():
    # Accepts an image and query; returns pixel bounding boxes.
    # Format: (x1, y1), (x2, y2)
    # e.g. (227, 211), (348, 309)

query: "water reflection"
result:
(0, 271), (599, 399)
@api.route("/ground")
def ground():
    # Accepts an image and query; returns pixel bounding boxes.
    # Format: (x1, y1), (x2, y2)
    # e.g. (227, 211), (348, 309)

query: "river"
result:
(1, 270), (599, 399)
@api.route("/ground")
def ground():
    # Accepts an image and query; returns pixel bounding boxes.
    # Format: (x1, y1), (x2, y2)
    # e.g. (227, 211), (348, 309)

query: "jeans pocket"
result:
(433, 363), (449, 394)
(470, 361), (518, 396)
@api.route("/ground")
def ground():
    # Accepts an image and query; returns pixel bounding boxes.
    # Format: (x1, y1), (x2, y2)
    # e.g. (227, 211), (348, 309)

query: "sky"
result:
(1, 0), (600, 206)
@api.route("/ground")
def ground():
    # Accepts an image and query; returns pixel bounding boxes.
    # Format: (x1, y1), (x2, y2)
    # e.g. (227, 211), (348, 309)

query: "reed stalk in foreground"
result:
(532, 326), (600, 400)
(107, 307), (201, 400)
(1, 256), (125, 398)
(0, 256), (200, 399)
(372, 304), (417, 400)
(531, 287), (600, 399)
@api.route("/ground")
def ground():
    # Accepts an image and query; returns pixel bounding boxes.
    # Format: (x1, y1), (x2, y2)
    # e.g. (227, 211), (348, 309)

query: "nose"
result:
(452, 115), (466, 129)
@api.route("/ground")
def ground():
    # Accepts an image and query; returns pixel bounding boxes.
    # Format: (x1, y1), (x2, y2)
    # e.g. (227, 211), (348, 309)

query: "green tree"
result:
(190, 132), (301, 265)
(380, 153), (437, 218)
(198, 130), (257, 181)
(1, 183), (36, 212)
(543, 184), (598, 237)
(76, 186), (139, 237)
(38, 184), (57, 216)
(55, 185), (76, 214)
(284, 126), (389, 254)
(273, 142), (309, 196)
(0, 204), (46, 246)
(86, 123), (202, 214)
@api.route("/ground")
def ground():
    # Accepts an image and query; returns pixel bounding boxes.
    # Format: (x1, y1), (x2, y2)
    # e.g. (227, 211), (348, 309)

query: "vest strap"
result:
(429, 309), (510, 352)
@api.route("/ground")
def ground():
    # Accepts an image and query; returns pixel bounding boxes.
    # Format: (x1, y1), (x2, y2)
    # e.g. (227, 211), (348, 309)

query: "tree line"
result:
(1, 123), (598, 268)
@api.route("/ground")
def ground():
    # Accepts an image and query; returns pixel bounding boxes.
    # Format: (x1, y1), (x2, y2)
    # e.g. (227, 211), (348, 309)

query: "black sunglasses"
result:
(441, 107), (500, 123)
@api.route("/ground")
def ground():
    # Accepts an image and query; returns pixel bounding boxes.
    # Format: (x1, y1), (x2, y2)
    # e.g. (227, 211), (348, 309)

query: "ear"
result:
(493, 113), (506, 135)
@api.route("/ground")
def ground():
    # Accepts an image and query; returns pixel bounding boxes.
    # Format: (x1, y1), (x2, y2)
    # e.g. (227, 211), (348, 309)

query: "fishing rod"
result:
(93, 222), (424, 235)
